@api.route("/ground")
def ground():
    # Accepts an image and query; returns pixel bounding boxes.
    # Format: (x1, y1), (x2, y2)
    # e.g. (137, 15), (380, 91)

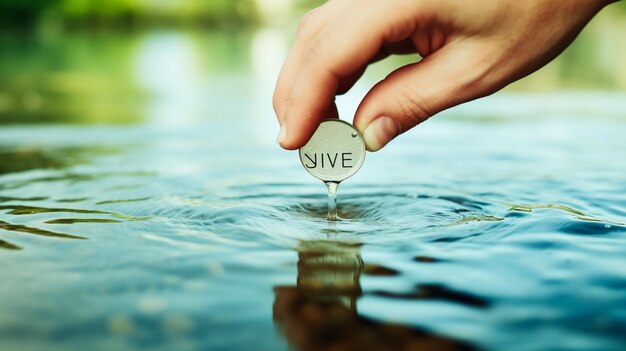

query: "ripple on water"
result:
(0, 220), (86, 240)
(3, 175), (623, 255)
(505, 203), (626, 237)
(152, 185), (510, 247)
(371, 284), (490, 309)
(127, 183), (531, 249)
(0, 202), (148, 250)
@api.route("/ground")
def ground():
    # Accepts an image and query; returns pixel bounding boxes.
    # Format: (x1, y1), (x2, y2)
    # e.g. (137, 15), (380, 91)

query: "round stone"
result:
(299, 119), (366, 182)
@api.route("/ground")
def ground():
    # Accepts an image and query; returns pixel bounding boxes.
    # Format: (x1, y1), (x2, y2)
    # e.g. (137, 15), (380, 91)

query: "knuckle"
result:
(395, 88), (434, 127)
(296, 9), (319, 37)
(305, 35), (325, 61)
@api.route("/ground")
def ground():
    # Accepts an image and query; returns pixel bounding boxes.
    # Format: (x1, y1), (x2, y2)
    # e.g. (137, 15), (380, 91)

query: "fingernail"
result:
(276, 124), (287, 146)
(362, 116), (399, 151)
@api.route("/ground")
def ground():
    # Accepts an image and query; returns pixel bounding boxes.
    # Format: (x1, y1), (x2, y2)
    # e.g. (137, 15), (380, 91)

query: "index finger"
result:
(277, 0), (417, 150)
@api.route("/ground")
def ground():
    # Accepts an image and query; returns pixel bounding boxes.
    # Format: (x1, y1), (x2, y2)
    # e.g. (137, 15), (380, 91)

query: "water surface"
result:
(1, 24), (626, 351)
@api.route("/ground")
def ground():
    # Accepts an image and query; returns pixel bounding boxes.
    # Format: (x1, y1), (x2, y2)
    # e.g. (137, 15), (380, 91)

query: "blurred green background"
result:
(0, 0), (259, 27)
(0, 0), (625, 125)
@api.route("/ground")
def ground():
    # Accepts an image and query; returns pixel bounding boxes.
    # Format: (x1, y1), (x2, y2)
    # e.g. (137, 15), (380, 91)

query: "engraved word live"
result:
(299, 119), (366, 183)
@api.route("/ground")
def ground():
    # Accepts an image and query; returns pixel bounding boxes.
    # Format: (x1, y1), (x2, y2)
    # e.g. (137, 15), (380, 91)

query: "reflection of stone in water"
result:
(273, 240), (477, 351)
(296, 240), (362, 310)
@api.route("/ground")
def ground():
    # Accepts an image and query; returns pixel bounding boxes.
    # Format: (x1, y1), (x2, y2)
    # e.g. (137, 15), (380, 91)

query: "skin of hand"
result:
(273, 0), (619, 151)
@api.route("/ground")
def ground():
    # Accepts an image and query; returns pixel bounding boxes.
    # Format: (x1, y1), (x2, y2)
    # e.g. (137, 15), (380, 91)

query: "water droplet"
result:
(351, 132), (358, 137)
(325, 181), (339, 221)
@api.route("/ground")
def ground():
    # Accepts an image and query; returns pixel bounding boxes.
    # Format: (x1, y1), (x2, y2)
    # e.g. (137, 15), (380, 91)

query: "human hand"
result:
(273, 0), (617, 151)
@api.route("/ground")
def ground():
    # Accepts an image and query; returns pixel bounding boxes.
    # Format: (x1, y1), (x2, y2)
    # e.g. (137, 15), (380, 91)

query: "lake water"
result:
(1, 16), (626, 351)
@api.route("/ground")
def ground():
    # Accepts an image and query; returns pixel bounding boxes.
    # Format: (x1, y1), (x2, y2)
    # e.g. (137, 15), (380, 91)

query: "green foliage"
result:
(0, 0), (259, 27)
(0, 0), (623, 28)
(58, 0), (141, 19)
(0, 0), (58, 25)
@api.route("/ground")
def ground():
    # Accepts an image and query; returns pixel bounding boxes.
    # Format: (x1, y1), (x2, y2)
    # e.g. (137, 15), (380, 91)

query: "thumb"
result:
(354, 43), (495, 151)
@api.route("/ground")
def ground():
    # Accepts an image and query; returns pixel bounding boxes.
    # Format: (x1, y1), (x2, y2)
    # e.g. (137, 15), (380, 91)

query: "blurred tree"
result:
(0, 0), (623, 29)
(57, 0), (141, 24)
(0, 0), (260, 28)
(0, 0), (59, 26)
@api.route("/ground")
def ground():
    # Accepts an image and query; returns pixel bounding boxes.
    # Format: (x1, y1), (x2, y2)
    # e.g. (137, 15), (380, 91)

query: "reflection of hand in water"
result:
(273, 240), (477, 351)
